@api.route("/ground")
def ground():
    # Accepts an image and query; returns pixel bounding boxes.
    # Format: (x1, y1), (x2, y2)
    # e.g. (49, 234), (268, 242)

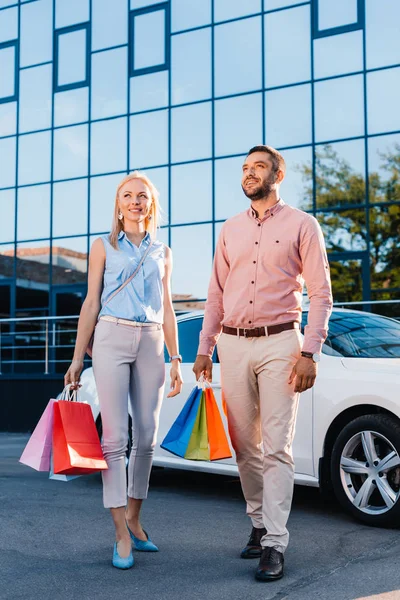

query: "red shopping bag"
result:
(204, 387), (232, 461)
(52, 400), (108, 475)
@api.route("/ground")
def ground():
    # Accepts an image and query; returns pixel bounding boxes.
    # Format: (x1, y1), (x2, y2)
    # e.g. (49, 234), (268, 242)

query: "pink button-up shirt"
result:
(198, 199), (333, 356)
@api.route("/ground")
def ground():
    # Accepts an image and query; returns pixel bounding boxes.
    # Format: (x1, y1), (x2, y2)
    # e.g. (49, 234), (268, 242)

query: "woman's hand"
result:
(167, 361), (183, 398)
(64, 359), (84, 391)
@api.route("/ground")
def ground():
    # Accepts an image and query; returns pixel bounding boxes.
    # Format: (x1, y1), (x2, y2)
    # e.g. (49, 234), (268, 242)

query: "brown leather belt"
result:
(222, 321), (299, 338)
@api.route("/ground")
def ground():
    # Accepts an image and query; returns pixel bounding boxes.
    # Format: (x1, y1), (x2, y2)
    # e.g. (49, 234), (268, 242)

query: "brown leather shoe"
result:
(255, 547), (284, 581)
(240, 526), (267, 559)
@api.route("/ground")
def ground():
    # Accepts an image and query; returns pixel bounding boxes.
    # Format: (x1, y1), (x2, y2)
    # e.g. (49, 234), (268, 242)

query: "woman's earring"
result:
(148, 214), (152, 221)
(118, 211), (123, 220)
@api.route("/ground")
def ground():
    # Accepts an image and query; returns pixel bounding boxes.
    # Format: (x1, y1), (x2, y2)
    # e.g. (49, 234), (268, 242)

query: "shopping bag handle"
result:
(58, 384), (78, 402)
(197, 376), (221, 390)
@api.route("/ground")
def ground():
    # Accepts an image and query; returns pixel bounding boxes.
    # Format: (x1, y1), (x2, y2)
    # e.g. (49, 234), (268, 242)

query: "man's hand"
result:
(193, 355), (213, 382)
(288, 357), (317, 393)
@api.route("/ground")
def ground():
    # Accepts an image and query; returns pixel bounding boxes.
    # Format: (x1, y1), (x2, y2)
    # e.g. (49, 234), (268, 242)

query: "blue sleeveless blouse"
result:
(99, 231), (165, 324)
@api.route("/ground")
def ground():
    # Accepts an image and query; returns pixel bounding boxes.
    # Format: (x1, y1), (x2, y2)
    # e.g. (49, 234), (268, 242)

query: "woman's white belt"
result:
(99, 315), (157, 327)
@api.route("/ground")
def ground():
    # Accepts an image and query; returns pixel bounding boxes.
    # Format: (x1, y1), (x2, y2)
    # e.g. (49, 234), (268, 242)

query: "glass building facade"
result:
(0, 0), (399, 323)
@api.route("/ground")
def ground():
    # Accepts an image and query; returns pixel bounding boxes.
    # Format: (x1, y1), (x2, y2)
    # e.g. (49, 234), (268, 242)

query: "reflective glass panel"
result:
(130, 0), (165, 8)
(0, 44), (15, 99)
(171, 224), (213, 301)
(91, 117), (128, 175)
(215, 155), (248, 221)
(0, 101), (16, 136)
(215, 17), (261, 97)
(327, 256), (363, 303)
(0, 136), (15, 188)
(317, 208), (367, 252)
(130, 110), (168, 168)
(215, 94), (262, 157)
(265, 84), (312, 148)
(91, 47), (127, 120)
(0, 7), (17, 42)
(17, 184), (50, 241)
(265, 0), (306, 9)
(16, 240), (50, 315)
(318, 0), (358, 30)
(265, 6), (311, 88)
(366, 0), (400, 70)
(55, 0), (89, 28)
(314, 75), (364, 142)
(92, 0), (127, 51)
(172, 28), (211, 105)
(369, 205), (400, 294)
(280, 147), (313, 211)
(315, 140), (366, 209)
(314, 31), (363, 79)
(0, 0), (18, 7)
(18, 131), (51, 186)
(368, 134), (400, 204)
(19, 65), (52, 133)
(171, 161), (212, 224)
(144, 166), (169, 224)
(214, 0), (261, 22)
(52, 236), (88, 285)
(367, 68), (400, 135)
(54, 87), (89, 127)
(171, 0), (211, 32)
(53, 125), (88, 181)
(171, 102), (212, 163)
(130, 71), (168, 113)
(53, 179), (88, 237)
(133, 8), (166, 71)
(90, 172), (125, 234)
(157, 226), (169, 247)
(0, 189), (15, 243)
(20, 0), (53, 67)
(57, 28), (87, 88)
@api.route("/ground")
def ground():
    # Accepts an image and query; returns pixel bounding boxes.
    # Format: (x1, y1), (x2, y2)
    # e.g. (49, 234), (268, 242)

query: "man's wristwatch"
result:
(170, 354), (182, 363)
(301, 351), (320, 363)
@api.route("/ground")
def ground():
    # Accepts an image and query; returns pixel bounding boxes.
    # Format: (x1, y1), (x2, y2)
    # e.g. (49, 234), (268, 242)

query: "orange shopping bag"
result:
(204, 387), (232, 461)
(52, 399), (108, 475)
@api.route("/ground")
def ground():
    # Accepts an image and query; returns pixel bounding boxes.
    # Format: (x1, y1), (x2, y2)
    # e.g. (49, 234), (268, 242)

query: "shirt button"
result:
(249, 321), (252, 324)
(251, 281), (254, 284)
(255, 242), (258, 245)
(258, 224), (261, 227)
(253, 261), (256, 264)
(250, 301), (253, 304)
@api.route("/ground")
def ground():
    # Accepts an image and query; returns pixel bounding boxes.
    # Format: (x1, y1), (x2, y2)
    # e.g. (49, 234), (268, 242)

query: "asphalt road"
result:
(1, 433), (400, 600)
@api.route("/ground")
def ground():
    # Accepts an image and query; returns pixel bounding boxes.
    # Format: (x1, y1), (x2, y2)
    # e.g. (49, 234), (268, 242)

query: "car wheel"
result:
(331, 414), (400, 527)
(96, 414), (133, 459)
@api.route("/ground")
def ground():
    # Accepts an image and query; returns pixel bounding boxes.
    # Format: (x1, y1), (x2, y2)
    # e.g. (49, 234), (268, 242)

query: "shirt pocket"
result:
(264, 238), (292, 268)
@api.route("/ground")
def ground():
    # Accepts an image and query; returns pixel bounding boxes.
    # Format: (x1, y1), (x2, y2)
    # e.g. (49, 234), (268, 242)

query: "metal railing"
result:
(0, 300), (399, 375)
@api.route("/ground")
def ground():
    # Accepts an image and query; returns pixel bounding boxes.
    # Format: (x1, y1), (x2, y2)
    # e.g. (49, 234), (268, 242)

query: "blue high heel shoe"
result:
(112, 542), (135, 569)
(127, 524), (159, 552)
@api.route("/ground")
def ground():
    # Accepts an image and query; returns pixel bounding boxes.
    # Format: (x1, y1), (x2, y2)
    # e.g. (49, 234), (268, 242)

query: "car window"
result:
(166, 316), (218, 364)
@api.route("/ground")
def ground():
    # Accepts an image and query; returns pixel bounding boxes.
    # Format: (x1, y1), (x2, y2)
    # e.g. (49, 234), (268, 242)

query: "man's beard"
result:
(241, 175), (276, 200)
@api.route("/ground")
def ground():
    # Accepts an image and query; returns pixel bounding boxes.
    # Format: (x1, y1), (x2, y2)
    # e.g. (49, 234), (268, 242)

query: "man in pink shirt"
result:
(193, 145), (333, 582)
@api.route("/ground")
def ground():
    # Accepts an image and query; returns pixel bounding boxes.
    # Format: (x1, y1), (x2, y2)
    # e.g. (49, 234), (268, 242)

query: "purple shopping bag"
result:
(19, 398), (56, 471)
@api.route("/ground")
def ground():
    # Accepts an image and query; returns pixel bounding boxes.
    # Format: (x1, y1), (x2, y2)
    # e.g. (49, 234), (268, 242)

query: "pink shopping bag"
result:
(19, 398), (56, 471)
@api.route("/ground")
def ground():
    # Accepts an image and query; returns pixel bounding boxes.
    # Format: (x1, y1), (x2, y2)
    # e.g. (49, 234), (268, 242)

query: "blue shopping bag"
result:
(161, 386), (203, 458)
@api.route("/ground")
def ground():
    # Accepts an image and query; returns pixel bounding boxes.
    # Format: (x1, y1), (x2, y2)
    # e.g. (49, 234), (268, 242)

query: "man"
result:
(193, 145), (333, 582)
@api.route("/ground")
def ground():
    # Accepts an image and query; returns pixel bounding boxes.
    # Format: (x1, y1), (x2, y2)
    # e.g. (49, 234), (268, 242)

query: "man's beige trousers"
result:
(217, 328), (302, 552)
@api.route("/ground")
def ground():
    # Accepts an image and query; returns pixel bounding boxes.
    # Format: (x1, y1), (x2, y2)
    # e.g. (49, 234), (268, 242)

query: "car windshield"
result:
(302, 311), (400, 359)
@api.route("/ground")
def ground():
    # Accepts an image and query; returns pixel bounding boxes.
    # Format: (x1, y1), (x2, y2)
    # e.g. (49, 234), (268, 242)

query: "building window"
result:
(54, 23), (90, 93)
(0, 40), (18, 104)
(129, 3), (170, 77)
(313, 0), (364, 38)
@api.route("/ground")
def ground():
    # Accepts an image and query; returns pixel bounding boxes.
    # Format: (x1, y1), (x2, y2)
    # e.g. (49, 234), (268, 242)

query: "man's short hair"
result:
(247, 145), (286, 175)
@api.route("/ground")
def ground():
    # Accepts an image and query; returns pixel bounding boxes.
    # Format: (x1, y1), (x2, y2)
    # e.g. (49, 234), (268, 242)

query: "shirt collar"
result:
(118, 230), (150, 246)
(249, 198), (285, 222)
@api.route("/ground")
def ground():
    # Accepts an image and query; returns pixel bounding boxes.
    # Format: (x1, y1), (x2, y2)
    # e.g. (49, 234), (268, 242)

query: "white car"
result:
(79, 308), (400, 528)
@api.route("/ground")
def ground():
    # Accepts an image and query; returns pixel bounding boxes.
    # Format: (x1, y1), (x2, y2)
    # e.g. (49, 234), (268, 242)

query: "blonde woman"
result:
(64, 172), (183, 569)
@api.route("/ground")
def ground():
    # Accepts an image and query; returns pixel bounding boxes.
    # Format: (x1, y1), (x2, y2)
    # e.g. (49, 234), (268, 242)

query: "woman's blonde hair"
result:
(109, 171), (161, 249)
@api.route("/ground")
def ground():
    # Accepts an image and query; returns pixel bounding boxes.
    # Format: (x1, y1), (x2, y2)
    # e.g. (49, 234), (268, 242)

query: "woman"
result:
(64, 171), (183, 569)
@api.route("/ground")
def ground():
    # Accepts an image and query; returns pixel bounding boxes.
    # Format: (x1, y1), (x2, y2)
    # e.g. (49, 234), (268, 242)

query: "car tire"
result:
(331, 414), (400, 528)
